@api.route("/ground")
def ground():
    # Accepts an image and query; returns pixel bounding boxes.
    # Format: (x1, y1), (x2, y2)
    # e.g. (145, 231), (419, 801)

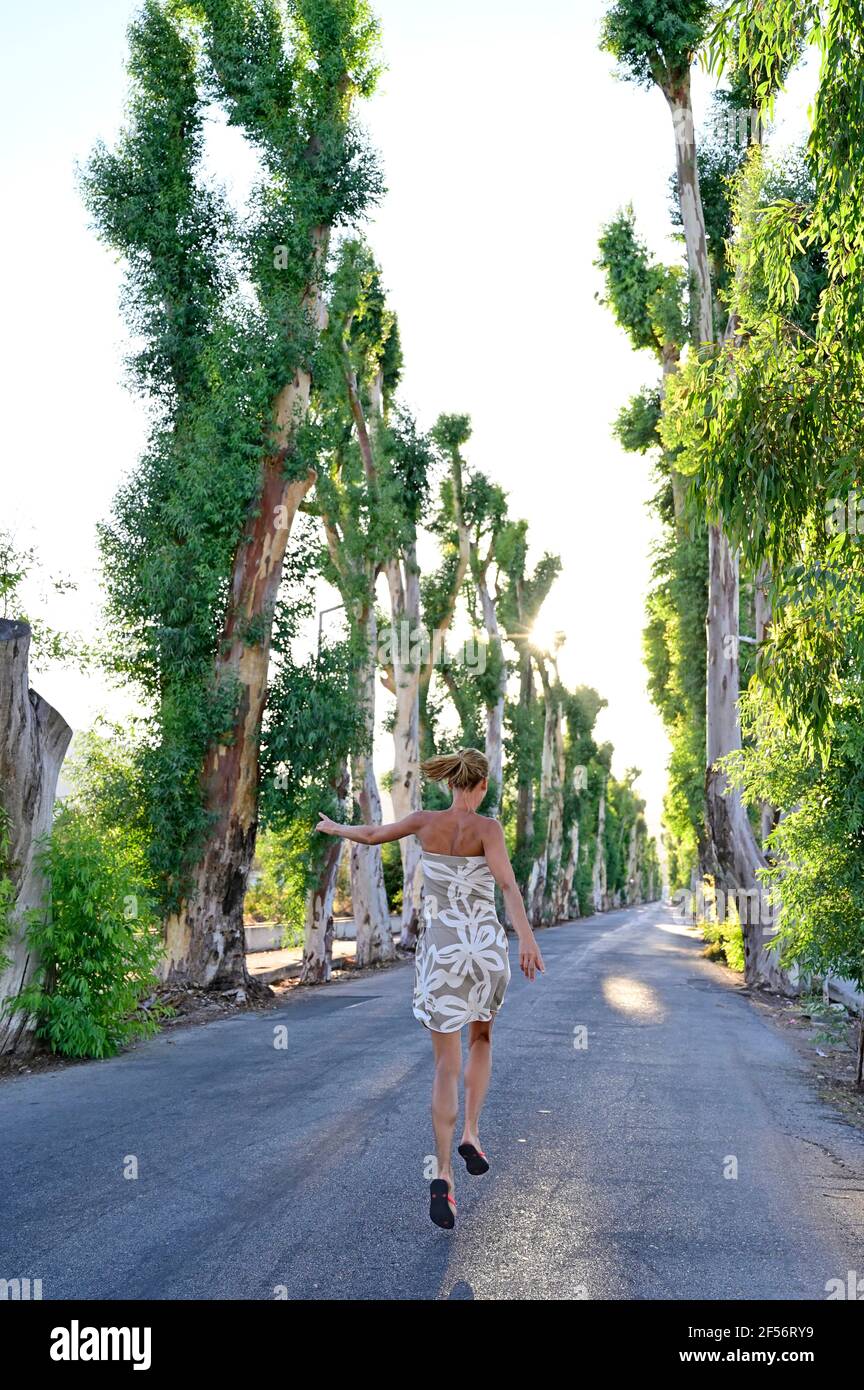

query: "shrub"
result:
(5, 806), (166, 1058)
(700, 914), (746, 973)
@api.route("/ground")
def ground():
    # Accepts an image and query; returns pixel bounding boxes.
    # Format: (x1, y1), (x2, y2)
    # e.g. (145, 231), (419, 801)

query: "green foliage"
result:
(64, 722), (154, 867)
(601, 0), (713, 90)
(662, 2), (864, 981)
(381, 839), (403, 914)
(701, 913), (746, 972)
(0, 530), (35, 619)
(260, 615), (362, 913)
(310, 239), (431, 655)
(596, 198), (706, 886)
(659, 144), (843, 761)
(597, 210), (688, 357)
(1, 724), (167, 1057)
(614, 388), (662, 452)
(5, 807), (166, 1059)
(84, 0), (384, 912)
(724, 685), (864, 989)
(245, 826), (309, 945)
(0, 527), (85, 668)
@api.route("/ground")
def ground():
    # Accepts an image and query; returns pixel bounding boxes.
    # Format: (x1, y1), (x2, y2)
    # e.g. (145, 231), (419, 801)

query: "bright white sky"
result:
(1, 1), (815, 840)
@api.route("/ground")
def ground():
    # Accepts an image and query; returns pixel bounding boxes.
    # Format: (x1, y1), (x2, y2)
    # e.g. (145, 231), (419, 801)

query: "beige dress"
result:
(412, 851), (511, 1034)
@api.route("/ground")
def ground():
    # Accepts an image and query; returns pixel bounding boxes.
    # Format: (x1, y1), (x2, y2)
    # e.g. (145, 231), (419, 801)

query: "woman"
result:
(316, 747), (545, 1229)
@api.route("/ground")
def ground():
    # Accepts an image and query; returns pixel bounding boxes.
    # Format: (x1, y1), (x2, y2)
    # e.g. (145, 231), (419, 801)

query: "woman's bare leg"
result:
(461, 1019), (493, 1148)
(431, 1029), (462, 1187)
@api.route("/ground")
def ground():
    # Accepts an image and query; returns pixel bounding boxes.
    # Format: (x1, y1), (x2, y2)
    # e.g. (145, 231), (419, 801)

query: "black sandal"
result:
(429, 1178), (456, 1228)
(458, 1142), (490, 1176)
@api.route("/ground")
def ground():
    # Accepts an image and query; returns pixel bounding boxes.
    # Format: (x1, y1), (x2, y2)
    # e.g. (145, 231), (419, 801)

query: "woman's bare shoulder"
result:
(477, 814), (505, 843)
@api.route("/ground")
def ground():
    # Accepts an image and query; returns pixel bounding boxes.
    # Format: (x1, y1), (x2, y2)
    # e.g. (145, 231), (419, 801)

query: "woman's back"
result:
(415, 807), (490, 858)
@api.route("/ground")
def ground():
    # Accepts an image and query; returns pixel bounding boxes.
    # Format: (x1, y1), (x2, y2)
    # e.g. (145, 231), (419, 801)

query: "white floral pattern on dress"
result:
(412, 853), (511, 1034)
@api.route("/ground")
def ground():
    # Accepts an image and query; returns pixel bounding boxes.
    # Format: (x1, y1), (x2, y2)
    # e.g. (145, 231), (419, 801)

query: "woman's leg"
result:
(430, 1028), (462, 1187)
(461, 1019), (493, 1149)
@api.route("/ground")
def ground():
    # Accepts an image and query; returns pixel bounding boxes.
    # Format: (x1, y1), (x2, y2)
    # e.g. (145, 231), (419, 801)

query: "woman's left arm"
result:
(316, 810), (427, 845)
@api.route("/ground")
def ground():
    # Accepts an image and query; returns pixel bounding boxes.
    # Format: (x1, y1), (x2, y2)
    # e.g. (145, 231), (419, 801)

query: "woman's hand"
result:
(519, 937), (545, 981)
(316, 813), (343, 837)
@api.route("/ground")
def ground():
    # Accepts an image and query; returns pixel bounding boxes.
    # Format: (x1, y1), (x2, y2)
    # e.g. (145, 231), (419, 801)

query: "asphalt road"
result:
(3, 902), (864, 1300)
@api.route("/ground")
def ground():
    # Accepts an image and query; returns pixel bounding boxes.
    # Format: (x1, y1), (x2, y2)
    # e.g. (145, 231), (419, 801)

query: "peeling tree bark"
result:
(666, 82), (713, 351)
(385, 548), (423, 948)
(351, 605), (394, 968)
(592, 783), (607, 915)
(554, 817), (580, 921)
(334, 362), (396, 965)
(703, 531), (784, 986)
(514, 642), (535, 884)
(163, 219), (331, 990)
(665, 73), (772, 983)
(527, 657), (565, 927)
(0, 621), (72, 1053)
(301, 764), (348, 984)
(163, 461), (316, 990)
(476, 567), (506, 813)
(626, 820), (643, 907)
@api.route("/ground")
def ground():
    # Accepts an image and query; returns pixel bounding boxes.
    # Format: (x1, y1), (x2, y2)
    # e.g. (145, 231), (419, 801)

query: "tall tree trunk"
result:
(754, 560), (777, 846)
(665, 74), (768, 976)
(514, 645), (534, 882)
(665, 79), (713, 350)
(163, 227), (328, 990)
(592, 784), (607, 914)
(703, 530), (782, 985)
(301, 765), (348, 985)
(477, 574), (506, 812)
(163, 461), (316, 989)
(527, 660), (565, 927)
(386, 548), (423, 948)
(626, 820), (643, 907)
(318, 374), (393, 963)
(0, 621), (72, 1054)
(350, 606), (394, 968)
(554, 818), (580, 921)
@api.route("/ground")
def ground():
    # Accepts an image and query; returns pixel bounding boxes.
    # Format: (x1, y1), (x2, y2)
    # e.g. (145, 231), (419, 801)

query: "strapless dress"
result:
(412, 851), (511, 1034)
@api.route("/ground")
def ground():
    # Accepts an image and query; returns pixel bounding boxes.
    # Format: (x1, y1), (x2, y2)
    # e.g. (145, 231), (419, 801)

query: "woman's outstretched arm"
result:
(316, 810), (427, 846)
(481, 819), (545, 980)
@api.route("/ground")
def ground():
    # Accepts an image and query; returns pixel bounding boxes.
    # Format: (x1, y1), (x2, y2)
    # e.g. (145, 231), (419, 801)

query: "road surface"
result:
(3, 902), (864, 1300)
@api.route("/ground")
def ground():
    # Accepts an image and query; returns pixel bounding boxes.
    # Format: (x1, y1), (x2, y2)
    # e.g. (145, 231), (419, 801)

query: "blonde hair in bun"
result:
(420, 747), (489, 790)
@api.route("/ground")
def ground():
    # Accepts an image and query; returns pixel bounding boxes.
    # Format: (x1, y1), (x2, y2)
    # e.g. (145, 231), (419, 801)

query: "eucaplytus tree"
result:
(462, 468), (510, 814)
(419, 414), (474, 754)
(524, 644), (566, 927)
(663, 1), (864, 1027)
(596, 210), (708, 890)
(600, 0), (777, 981)
(237, 505), (366, 984)
(379, 408), (432, 946)
(85, 0), (383, 989)
(495, 520), (561, 892)
(307, 237), (433, 964)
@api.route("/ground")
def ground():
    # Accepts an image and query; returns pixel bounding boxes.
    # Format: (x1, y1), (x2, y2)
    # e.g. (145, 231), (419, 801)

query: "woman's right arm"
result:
(481, 820), (545, 981)
(316, 810), (427, 845)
